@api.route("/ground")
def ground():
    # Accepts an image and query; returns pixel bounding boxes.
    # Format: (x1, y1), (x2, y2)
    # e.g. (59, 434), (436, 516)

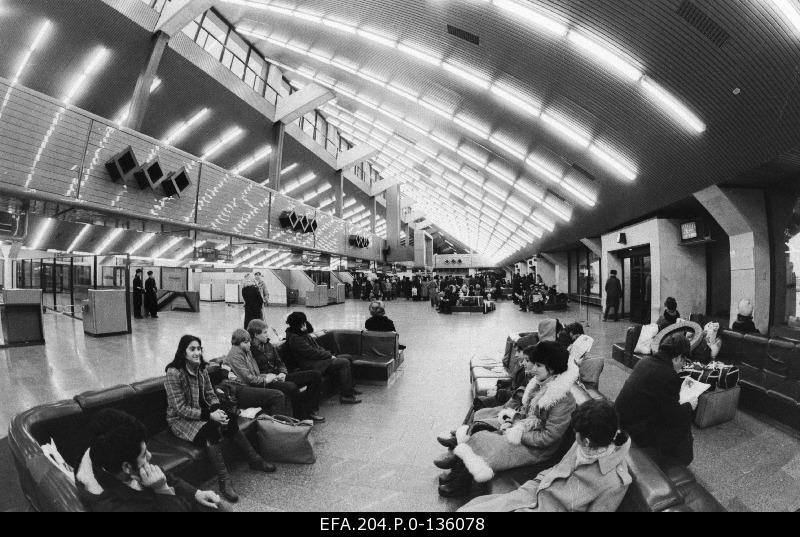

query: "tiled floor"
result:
(1, 298), (799, 511)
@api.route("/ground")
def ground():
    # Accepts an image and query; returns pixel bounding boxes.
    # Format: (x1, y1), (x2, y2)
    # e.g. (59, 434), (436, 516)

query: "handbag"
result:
(680, 361), (739, 391)
(255, 414), (316, 464)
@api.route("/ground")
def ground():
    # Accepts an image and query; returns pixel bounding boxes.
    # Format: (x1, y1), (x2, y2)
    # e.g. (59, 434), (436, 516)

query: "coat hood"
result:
(537, 319), (558, 342)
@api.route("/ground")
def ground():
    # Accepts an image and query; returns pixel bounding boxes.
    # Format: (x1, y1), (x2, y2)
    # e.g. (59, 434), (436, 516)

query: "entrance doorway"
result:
(628, 250), (652, 325)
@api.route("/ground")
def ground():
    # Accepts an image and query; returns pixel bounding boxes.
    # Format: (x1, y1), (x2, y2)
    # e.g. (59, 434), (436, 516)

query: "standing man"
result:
(254, 272), (269, 307)
(132, 269), (144, 319)
(603, 270), (622, 322)
(144, 271), (158, 319)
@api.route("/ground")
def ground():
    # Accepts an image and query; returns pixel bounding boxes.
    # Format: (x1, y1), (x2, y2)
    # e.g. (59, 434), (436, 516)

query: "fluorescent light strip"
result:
(515, 181), (544, 203)
(525, 155), (563, 184)
(419, 99), (453, 120)
(397, 43), (442, 66)
(453, 116), (491, 139)
(357, 28), (397, 48)
(567, 31), (642, 82)
(114, 77), (163, 124)
(12, 20), (52, 85)
(151, 237), (183, 259)
(29, 218), (54, 250)
(232, 145), (272, 175)
(457, 148), (488, 169)
(486, 163), (516, 186)
(163, 108), (209, 145)
(773, 0), (800, 33)
(322, 18), (357, 33)
(490, 83), (541, 117)
(442, 61), (491, 89)
(202, 127), (243, 160)
(128, 233), (155, 256)
(542, 199), (571, 222)
(589, 143), (638, 181)
(541, 111), (592, 148)
(641, 76), (706, 134)
(67, 224), (91, 252)
(561, 178), (597, 207)
(62, 46), (108, 105)
(93, 228), (124, 255)
(492, 0), (568, 36)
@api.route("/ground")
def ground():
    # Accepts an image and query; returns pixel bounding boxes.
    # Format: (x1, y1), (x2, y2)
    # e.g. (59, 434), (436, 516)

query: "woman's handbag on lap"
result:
(255, 414), (316, 464)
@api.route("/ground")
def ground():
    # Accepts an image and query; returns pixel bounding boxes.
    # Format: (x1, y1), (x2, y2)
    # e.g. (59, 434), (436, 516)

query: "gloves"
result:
(497, 408), (516, 422)
(263, 373), (277, 384)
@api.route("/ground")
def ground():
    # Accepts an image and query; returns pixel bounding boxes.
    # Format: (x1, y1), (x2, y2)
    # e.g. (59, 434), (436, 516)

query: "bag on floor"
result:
(255, 414), (316, 464)
(680, 361), (739, 391)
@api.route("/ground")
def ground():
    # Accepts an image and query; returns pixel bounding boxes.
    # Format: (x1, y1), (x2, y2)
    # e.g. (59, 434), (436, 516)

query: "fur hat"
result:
(665, 297), (678, 311)
(738, 299), (753, 317)
(526, 340), (569, 374)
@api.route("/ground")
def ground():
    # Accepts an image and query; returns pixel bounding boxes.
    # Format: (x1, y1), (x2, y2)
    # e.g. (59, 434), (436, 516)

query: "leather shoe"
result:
(249, 459), (276, 473)
(340, 395), (362, 404)
(309, 413), (326, 423)
(436, 431), (457, 449)
(219, 480), (239, 503)
(433, 451), (457, 469)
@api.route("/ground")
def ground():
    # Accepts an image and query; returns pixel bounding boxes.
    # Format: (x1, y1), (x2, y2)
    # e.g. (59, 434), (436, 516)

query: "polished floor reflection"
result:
(1, 299), (799, 511)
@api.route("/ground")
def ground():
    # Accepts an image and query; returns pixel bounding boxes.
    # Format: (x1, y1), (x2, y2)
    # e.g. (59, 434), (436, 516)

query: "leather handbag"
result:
(255, 414), (316, 464)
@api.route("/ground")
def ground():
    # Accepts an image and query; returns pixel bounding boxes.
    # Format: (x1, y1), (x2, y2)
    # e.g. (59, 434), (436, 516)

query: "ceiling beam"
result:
(336, 144), (379, 171)
(274, 83), (334, 124)
(156, 0), (218, 36)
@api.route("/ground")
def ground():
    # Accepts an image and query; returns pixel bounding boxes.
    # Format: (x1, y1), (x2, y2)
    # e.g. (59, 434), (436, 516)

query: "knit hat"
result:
(537, 318), (558, 342)
(525, 340), (570, 375)
(286, 311), (307, 329)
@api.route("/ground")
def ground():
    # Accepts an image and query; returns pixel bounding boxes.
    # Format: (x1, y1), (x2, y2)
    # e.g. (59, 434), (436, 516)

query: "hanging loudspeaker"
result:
(133, 160), (165, 190)
(105, 146), (139, 184)
(161, 167), (191, 197)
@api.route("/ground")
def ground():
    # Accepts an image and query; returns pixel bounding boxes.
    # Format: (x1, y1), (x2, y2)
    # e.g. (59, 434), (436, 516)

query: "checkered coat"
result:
(164, 366), (219, 442)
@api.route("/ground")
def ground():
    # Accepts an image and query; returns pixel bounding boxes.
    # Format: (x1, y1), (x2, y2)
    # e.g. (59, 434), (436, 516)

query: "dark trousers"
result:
(193, 418), (239, 446)
(144, 293), (158, 317)
(237, 386), (287, 416)
(604, 300), (620, 321)
(269, 370), (323, 418)
(243, 310), (263, 330)
(321, 357), (355, 397)
(133, 292), (143, 318)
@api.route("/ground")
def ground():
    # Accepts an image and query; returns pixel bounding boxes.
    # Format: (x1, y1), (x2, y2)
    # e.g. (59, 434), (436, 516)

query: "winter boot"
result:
(232, 430), (276, 473)
(433, 450), (458, 469)
(437, 459), (473, 497)
(205, 442), (238, 503)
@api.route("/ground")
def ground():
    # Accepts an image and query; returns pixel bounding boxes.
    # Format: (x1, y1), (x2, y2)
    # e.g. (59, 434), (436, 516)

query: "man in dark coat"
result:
(144, 271), (158, 318)
(132, 269), (143, 319)
(615, 333), (696, 468)
(603, 270), (622, 322)
(241, 275), (264, 329)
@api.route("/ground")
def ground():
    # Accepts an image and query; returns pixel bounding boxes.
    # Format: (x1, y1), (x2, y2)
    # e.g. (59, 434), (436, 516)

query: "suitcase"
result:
(693, 385), (740, 428)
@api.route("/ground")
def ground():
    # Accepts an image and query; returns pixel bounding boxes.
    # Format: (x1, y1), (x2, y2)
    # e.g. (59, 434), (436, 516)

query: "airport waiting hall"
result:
(1, 0), (800, 513)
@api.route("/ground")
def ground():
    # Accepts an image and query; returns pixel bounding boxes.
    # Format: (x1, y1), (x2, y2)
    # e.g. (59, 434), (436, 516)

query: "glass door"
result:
(630, 254), (652, 325)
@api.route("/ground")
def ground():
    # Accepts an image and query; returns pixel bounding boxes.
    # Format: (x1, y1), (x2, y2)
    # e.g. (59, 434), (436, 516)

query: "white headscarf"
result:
(243, 273), (257, 287)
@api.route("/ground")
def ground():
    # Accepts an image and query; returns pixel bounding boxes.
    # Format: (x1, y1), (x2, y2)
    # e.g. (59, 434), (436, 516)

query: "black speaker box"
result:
(133, 160), (164, 190)
(105, 146), (139, 184)
(161, 168), (191, 197)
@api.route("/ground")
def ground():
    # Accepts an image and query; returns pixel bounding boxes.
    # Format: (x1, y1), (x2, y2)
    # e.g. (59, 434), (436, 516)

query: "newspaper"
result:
(679, 377), (711, 405)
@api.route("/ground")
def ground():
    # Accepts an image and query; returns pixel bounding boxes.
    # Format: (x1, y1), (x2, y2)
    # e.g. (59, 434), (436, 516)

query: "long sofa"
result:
(612, 324), (800, 431)
(9, 377), (233, 512)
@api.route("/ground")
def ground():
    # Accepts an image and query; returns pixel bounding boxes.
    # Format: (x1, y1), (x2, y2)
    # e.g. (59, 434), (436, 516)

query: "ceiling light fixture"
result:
(128, 233), (155, 256)
(281, 162), (298, 175)
(397, 42), (442, 66)
(772, 0), (800, 33)
(567, 31), (642, 82)
(232, 145), (272, 175)
(453, 116), (491, 139)
(442, 61), (492, 89)
(490, 83), (541, 117)
(541, 111), (592, 148)
(492, 0), (568, 36)
(419, 99), (454, 120)
(62, 46), (109, 105)
(163, 108), (209, 145)
(640, 76), (706, 134)
(589, 143), (638, 181)
(67, 224), (91, 252)
(525, 155), (563, 184)
(93, 227), (124, 255)
(29, 218), (54, 250)
(357, 28), (397, 48)
(322, 18), (357, 34)
(151, 236), (183, 259)
(12, 19), (52, 85)
(202, 127), (244, 161)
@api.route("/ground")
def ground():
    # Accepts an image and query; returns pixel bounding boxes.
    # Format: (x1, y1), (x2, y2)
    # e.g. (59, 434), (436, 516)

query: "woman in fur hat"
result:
(436, 341), (578, 497)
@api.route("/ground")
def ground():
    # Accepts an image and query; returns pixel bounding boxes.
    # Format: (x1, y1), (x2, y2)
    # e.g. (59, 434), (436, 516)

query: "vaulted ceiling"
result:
(2, 0), (800, 265)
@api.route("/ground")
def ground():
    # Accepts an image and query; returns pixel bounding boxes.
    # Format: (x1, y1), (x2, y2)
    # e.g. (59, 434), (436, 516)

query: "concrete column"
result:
(369, 197), (377, 234)
(267, 122), (285, 190)
(695, 186), (770, 332)
(386, 185), (401, 249)
(125, 31), (170, 131)
(334, 171), (344, 218)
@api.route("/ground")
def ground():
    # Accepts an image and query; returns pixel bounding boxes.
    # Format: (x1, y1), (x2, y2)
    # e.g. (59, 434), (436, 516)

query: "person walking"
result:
(241, 274), (263, 330)
(603, 270), (622, 322)
(132, 269), (144, 319)
(144, 271), (158, 319)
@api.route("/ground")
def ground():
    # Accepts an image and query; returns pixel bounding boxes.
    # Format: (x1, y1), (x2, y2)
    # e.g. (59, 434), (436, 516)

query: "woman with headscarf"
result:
(241, 274), (263, 330)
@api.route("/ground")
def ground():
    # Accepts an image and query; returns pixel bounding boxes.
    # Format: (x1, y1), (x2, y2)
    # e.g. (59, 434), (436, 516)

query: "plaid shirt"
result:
(164, 366), (219, 442)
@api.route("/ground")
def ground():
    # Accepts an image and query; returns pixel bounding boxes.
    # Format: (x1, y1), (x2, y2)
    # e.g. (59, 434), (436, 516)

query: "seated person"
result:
(285, 311), (362, 405)
(731, 299), (760, 334)
(435, 342), (578, 497)
(458, 399), (632, 512)
(165, 335), (276, 503)
(76, 408), (230, 512)
(692, 322), (721, 364)
(365, 301), (406, 350)
(656, 297), (681, 332)
(615, 332), (696, 468)
(230, 325), (325, 423)
(557, 321), (584, 347)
